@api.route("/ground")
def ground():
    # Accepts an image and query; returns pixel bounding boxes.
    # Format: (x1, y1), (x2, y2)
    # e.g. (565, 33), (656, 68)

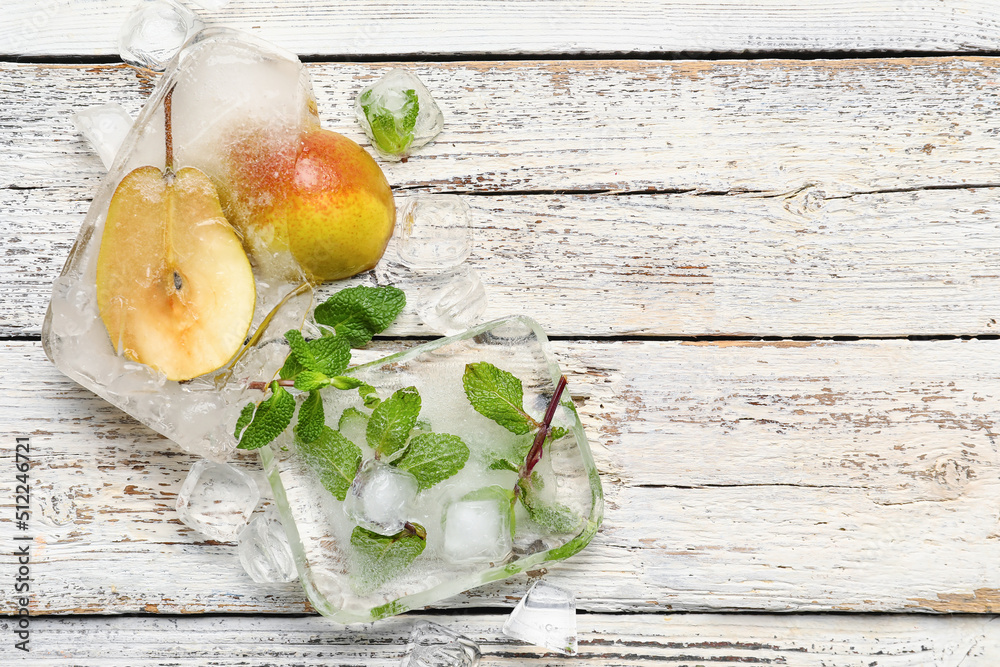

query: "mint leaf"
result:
(313, 285), (406, 348)
(330, 376), (365, 390)
(366, 386), (420, 458)
(359, 384), (381, 409)
(487, 457), (520, 473)
(349, 525), (426, 594)
(298, 426), (362, 501)
(395, 433), (470, 491)
(463, 362), (536, 435)
(234, 403), (255, 439)
(294, 370), (330, 392)
(338, 406), (369, 446)
(237, 382), (296, 450)
(285, 329), (350, 377)
(399, 89), (419, 135)
(550, 426), (569, 440)
(296, 390), (325, 444)
(361, 92), (418, 156)
(278, 353), (303, 380)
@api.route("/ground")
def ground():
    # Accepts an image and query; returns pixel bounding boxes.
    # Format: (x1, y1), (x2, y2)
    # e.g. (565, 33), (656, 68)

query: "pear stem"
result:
(164, 87), (175, 175)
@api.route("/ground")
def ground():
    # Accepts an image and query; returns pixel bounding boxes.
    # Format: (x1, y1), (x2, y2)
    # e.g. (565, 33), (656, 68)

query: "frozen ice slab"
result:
(355, 69), (444, 161)
(401, 622), (482, 667)
(502, 580), (578, 655)
(43, 29), (322, 460)
(176, 460), (260, 541)
(119, 0), (201, 71)
(74, 104), (134, 169)
(397, 196), (472, 271)
(260, 316), (603, 623)
(238, 507), (298, 583)
(344, 460), (419, 536)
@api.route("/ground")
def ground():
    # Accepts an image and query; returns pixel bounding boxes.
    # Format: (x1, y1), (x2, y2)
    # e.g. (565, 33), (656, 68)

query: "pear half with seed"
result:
(96, 165), (256, 382)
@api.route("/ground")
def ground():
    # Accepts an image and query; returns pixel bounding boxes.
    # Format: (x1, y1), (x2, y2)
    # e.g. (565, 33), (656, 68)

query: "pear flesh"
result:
(96, 165), (256, 382)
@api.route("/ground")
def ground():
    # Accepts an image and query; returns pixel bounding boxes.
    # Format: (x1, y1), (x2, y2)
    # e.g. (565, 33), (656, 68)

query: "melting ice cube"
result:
(238, 508), (298, 583)
(502, 581), (578, 655)
(119, 0), (201, 72)
(397, 196), (472, 271)
(355, 69), (444, 161)
(176, 460), (260, 540)
(442, 494), (513, 564)
(414, 266), (488, 335)
(343, 460), (418, 535)
(73, 104), (134, 169)
(401, 621), (482, 667)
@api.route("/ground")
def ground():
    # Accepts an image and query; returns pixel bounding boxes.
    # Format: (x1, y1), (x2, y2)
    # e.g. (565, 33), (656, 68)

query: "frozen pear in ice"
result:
(95, 165), (256, 381)
(227, 128), (395, 282)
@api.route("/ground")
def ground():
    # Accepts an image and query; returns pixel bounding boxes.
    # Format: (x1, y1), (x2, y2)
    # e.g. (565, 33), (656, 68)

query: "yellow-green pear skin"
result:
(96, 166), (257, 382)
(226, 129), (395, 282)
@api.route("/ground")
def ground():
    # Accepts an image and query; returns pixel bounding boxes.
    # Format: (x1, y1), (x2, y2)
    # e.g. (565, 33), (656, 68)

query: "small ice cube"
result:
(397, 196), (472, 271)
(442, 497), (512, 564)
(119, 0), (200, 72)
(355, 69), (444, 161)
(343, 460), (418, 535)
(401, 621), (482, 667)
(502, 581), (577, 655)
(415, 266), (487, 335)
(238, 508), (298, 583)
(73, 104), (134, 169)
(176, 460), (260, 540)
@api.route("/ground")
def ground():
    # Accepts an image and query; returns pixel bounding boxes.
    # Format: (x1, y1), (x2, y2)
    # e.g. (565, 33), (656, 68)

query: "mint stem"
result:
(403, 522), (427, 540)
(521, 375), (568, 478)
(248, 379), (295, 391)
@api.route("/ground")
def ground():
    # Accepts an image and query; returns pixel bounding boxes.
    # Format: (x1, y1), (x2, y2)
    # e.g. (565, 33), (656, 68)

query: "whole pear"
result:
(225, 128), (395, 282)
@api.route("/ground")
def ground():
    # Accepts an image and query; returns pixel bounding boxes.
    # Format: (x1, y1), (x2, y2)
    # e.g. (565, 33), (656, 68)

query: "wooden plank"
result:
(4, 0), (1000, 58)
(4, 338), (1000, 614)
(2, 613), (999, 665)
(6, 58), (1000, 337)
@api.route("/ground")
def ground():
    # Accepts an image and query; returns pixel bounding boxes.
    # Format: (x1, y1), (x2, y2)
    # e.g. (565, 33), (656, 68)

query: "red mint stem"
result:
(522, 375), (568, 478)
(248, 380), (295, 391)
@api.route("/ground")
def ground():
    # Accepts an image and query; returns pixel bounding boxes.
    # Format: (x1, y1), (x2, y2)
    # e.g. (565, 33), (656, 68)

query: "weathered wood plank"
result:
(4, 338), (1000, 614)
(2, 613), (998, 665)
(6, 59), (1000, 336)
(4, 0), (1000, 57)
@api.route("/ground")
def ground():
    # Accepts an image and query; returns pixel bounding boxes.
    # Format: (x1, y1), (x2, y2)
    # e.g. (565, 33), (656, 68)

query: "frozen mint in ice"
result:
(463, 361), (537, 435)
(502, 580), (578, 655)
(366, 386), (422, 459)
(396, 433), (470, 491)
(297, 426), (362, 502)
(344, 460), (419, 535)
(401, 621), (482, 667)
(355, 69), (444, 161)
(350, 522), (426, 594)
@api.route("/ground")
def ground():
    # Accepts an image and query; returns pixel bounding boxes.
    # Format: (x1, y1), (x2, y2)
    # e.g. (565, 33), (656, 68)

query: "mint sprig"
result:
(462, 361), (539, 435)
(314, 285), (406, 347)
(350, 523), (426, 594)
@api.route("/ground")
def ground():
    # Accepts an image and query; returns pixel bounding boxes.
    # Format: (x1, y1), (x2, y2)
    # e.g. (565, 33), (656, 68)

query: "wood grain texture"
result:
(4, 0), (1000, 57)
(7, 59), (1000, 337)
(5, 338), (1000, 615)
(2, 613), (999, 665)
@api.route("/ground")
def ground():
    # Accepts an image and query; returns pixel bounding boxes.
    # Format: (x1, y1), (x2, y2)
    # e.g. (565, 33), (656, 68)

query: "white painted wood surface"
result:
(3, 613), (1000, 665)
(7, 59), (1000, 337)
(4, 1), (1000, 57)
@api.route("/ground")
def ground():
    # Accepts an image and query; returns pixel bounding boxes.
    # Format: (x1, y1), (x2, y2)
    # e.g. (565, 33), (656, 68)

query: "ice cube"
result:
(355, 69), (444, 161)
(442, 493), (513, 565)
(238, 508), (298, 583)
(73, 104), (134, 169)
(343, 460), (418, 535)
(176, 460), (260, 540)
(401, 621), (482, 667)
(502, 581), (578, 655)
(119, 0), (201, 72)
(396, 196), (472, 271)
(415, 266), (488, 335)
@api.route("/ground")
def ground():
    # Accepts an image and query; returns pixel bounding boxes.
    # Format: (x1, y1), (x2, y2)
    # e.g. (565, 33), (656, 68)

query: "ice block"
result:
(260, 316), (603, 623)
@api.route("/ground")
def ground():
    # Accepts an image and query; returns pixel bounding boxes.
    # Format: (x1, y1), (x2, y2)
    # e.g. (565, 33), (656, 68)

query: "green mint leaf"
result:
(313, 285), (406, 348)
(463, 362), (536, 435)
(278, 352), (304, 380)
(363, 94), (416, 156)
(330, 376), (365, 390)
(487, 457), (520, 473)
(338, 406), (369, 446)
(349, 525), (426, 594)
(520, 483), (583, 535)
(359, 384), (381, 409)
(234, 403), (255, 439)
(395, 433), (470, 491)
(549, 426), (569, 441)
(400, 89), (419, 135)
(285, 329), (351, 377)
(294, 370), (330, 392)
(366, 386), (421, 458)
(297, 426), (362, 501)
(296, 390), (325, 444)
(237, 382), (295, 450)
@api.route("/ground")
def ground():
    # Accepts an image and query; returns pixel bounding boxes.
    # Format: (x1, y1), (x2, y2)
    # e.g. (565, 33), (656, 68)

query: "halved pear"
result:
(96, 165), (256, 381)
